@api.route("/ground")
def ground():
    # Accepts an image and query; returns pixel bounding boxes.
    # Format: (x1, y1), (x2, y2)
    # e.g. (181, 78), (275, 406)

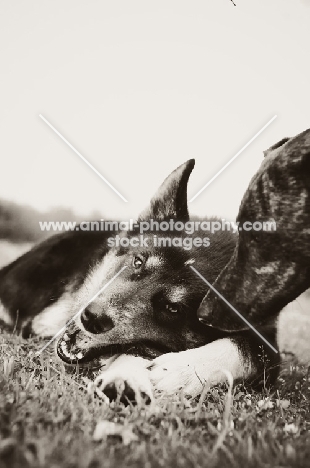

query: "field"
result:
(0, 329), (310, 468)
(1, 243), (310, 467)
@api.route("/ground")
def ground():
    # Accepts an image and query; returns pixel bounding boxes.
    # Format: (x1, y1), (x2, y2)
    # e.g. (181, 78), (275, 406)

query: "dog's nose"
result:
(81, 307), (114, 334)
(197, 294), (216, 326)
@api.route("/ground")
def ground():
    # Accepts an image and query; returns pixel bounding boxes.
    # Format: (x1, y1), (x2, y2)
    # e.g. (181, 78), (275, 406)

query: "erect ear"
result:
(263, 137), (290, 158)
(138, 159), (195, 221)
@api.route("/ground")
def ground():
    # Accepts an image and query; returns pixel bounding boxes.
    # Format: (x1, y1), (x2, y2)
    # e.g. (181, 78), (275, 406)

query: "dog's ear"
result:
(138, 159), (195, 221)
(263, 137), (290, 158)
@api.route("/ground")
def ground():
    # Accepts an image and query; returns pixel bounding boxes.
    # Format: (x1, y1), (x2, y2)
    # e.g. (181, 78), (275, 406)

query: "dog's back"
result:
(0, 230), (112, 335)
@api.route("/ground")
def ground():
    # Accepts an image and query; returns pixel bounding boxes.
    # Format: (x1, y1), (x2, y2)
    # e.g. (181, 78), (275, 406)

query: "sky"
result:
(1, 0), (310, 222)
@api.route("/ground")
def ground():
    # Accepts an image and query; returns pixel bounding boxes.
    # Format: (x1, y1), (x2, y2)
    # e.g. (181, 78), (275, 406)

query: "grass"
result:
(1, 329), (310, 468)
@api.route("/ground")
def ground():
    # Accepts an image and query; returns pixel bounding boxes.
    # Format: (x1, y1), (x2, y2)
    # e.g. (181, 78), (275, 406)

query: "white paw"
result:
(89, 355), (153, 405)
(149, 339), (247, 398)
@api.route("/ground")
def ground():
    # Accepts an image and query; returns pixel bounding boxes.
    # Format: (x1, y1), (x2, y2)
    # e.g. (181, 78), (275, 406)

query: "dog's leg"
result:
(149, 333), (279, 398)
(91, 334), (279, 402)
(91, 355), (153, 404)
(149, 339), (248, 397)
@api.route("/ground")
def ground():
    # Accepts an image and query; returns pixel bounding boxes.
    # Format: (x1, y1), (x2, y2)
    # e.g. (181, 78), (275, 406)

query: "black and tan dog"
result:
(198, 129), (310, 338)
(0, 160), (279, 402)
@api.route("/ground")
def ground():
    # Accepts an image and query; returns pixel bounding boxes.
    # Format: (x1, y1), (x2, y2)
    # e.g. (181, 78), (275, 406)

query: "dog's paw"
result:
(149, 350), (208, 398)
(149, 339), (247, 398)
(89, 355), (153, 405)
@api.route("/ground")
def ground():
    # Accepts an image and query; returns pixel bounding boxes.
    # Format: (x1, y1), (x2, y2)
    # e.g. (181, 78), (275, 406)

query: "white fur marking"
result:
(150, 338), (252, 397)
(0, 300), (13, 326)
(254, 262), (279, 275)
(92, 355), (153, 403)
(93, 341), (252, 400)
(31, 294), (75, 337)
(83, 250), (123, 299)
(167, 286), (187, 303)
(146, 256), (163, 268)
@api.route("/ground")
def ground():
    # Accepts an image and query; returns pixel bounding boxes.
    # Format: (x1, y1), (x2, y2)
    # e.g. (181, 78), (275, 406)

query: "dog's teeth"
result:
(59, 336), (83, 362)
(60, 341), (72, 358)
(61, 342), (68, 354)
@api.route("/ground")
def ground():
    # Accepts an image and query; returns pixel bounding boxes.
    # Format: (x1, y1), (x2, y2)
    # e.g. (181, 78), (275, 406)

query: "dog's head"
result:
(198, 129), (310, 332)
(56, 159), (236, 365)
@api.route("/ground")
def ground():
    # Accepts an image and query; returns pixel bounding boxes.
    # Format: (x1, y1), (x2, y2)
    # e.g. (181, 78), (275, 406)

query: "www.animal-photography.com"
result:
(1, 1), (310, 467)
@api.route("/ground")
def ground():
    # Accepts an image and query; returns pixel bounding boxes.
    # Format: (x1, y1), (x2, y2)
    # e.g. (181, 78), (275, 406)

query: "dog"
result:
(198, 129), (310, 337)
(0, 159), (280, 402)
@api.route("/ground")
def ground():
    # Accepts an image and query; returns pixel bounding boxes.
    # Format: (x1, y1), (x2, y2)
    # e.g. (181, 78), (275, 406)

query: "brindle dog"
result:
(198, 129), (310, 334)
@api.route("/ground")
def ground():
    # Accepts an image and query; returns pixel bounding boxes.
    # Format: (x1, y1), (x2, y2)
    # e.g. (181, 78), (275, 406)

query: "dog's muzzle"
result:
(197, 294), (217, 326)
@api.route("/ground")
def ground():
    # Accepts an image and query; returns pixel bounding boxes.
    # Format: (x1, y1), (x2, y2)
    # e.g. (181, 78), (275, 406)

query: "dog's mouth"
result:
(56, 329), (169, 366)
(56, 330), (123, 366)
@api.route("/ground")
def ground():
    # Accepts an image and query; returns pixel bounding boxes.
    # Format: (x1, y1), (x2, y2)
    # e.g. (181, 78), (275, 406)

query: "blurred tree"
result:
(0, 198), (102, 243)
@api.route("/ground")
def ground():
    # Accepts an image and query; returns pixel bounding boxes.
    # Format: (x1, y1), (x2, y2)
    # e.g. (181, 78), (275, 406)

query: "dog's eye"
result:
(165, 304), (179, 314)
(133, 256), (143, 269)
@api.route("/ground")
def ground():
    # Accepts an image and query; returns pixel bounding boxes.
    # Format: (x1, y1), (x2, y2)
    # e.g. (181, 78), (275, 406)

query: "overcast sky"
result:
(1, 0), (310, 222)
